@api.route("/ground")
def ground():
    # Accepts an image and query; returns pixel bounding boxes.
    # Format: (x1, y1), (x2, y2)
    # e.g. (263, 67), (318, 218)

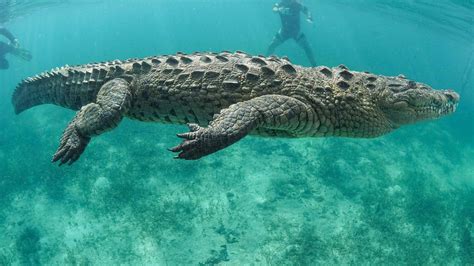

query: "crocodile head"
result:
(377, 77), (459, 126)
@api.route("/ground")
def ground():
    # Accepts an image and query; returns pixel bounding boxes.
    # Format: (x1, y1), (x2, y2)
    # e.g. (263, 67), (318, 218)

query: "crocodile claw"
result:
(169, 123), (208, 160)
(52, 124), (90, 166)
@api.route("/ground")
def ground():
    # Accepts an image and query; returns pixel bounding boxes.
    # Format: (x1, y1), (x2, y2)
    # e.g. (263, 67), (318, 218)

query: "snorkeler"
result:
(267, 0), (317, 67)
(0, 26), (32, 69)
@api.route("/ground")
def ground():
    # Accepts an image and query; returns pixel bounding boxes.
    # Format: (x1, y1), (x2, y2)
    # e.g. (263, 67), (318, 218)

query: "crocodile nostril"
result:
(444, 92), (459, 103)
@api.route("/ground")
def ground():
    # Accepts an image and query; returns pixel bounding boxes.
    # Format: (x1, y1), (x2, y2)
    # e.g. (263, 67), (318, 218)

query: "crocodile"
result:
(12, 51), (459, 165)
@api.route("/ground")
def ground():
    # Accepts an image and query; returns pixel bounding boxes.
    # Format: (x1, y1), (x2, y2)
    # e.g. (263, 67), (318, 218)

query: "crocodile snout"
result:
(443, 90), (460, 104)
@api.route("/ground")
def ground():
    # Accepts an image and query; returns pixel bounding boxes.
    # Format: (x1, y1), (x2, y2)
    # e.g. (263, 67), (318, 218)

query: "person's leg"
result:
(0, 41), (32, 62)
(0, 57), (9, 69)
(295, 33), (317, 67)
(0, 42), (10, 69)
(267, 31), (285, 56)
(10, 47), (32, 61)
(0, 41), (13, 54)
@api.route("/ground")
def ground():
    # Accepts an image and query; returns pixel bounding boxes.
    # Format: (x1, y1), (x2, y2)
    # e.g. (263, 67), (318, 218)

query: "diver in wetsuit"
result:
(267, 0), (317, 67)
(0, 26), (32, 69)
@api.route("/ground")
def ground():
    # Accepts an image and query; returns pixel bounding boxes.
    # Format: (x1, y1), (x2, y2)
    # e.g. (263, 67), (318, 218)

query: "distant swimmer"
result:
(267, 0), (317, 67)
(0, 26), (32, 69)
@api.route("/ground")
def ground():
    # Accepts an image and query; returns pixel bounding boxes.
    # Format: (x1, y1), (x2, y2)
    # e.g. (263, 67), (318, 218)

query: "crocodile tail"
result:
(12, 71), (64, 114)
(12, 59), (150, 114)
(12, 66), (105, 114)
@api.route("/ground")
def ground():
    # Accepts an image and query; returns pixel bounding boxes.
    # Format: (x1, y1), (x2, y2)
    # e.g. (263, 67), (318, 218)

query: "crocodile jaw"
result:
(381, 87), (459, 126)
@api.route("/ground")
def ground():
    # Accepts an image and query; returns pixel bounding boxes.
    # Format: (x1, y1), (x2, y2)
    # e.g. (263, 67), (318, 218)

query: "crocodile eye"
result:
(388, 84), (402, 88)
(388, 83), (408, 93)
(407, 81), (416, 88)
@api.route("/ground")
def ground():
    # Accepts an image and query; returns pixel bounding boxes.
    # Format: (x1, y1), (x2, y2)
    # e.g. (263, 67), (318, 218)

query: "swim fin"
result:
(11, 47), (32, 62)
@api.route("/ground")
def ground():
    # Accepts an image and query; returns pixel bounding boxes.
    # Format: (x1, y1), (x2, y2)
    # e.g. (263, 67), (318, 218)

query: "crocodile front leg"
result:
(52, 78), (131, 165)
(170, 95), (316, 160)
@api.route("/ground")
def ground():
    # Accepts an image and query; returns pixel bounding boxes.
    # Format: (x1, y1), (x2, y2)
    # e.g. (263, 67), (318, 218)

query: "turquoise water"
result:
(0, 0), (473, 264)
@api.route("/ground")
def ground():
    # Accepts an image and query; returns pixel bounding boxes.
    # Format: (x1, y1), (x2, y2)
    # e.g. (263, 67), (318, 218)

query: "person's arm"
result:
(0, 26), (18, 45)
(301, 5), (313, 23)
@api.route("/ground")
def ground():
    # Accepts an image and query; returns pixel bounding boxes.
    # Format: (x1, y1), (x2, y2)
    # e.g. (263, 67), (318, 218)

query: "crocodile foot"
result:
(52, 123), (90, 166)
(169, 123), (220, 160)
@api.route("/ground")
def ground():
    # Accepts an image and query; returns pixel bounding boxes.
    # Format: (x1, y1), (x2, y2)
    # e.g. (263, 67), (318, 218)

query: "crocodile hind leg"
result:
(170, 95), (316, 160)
(52, 78), (131, 165)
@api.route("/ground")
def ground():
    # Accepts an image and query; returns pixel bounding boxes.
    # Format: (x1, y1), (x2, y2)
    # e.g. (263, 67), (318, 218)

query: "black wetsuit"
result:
(267, 1), (317, 66)
(0, 26), (15, 69)
(278, 1), (306, 39)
